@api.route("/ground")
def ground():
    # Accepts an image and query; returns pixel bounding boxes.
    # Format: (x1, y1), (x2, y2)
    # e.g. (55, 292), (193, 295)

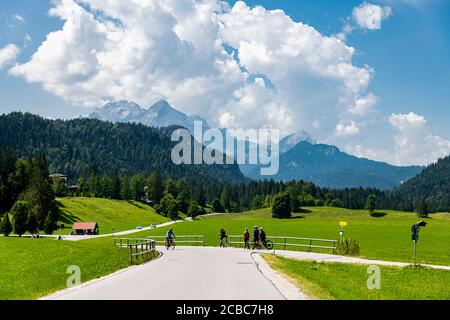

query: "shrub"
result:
(272, 192), (291, 219)
(188, 200), (205, 217)
(336, 238), (360, 256)
(156, 193), (178, 220)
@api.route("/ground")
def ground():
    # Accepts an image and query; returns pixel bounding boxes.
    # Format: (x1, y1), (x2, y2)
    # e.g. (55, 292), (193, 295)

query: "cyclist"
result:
(252, 226), (260, 249)
(243, 228), (250, 250)
(260, 227), (267, 247)
(166, 228), (176, 249)
(219, 228), (228, 247)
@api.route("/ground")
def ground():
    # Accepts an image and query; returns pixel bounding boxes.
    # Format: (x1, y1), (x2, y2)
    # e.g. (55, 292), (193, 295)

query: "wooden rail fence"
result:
(114, 238), (157, 264)
(227, 235), (337, 253)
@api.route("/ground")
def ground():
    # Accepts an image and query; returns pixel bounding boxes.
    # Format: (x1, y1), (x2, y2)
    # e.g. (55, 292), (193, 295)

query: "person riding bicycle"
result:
(166, 228), (175, 247)
(252, 226), (260, 249)
(260, 227), (266, 246)
(243, 228), (250, 250)
(219, 228), (228, 247)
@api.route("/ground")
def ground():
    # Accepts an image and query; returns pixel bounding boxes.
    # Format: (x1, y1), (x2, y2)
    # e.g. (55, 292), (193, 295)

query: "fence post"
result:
(129, 245), (132, 264)
(284, 237), (287, 251)
(309, 239), (312, 252)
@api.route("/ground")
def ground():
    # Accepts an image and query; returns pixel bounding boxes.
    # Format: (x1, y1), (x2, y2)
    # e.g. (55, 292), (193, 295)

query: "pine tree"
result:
(417, 198), (429, 218)
(120, 177), (131, 200)
(366, 194), (377, 217)
(111, 174), (121, 200)
(195, 185), (206, 207)
(147, 171), (164, 204)
(0, 213), (12, 236)
(212, 198), (225, 213)
(220, 184), (231, 212)
(43, 206), (60, 234)
(24, 155), (55, 229)
(11, 200), (29, 236)
(130, 174), (146, 200)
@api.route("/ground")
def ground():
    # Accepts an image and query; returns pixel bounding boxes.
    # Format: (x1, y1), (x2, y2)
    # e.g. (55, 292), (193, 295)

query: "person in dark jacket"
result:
(252, 226), (260, 249)
(243, 228), (250, 250)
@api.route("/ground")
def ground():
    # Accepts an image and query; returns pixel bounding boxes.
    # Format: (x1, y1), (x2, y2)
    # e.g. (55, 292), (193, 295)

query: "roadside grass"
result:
(57, 197), (170, 234)
(129, 207), (450, 266)
(262, 254), (450, 300)
(0, 236), (131, 300)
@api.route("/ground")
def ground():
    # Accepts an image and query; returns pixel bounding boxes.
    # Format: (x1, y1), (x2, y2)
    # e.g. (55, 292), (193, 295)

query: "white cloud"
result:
(10, 0), (374, 139)
(13, 14), (26, 23)
(389, 112), (426, 131)
(347, 93), (379, 116)
(0, 44), (21, 69)
(336, 120), (360, 136)
(353, 2), (392, 30)
(388, 112), (450, 165)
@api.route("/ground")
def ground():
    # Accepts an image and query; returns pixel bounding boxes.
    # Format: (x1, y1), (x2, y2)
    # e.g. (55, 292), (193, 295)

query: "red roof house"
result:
(71, 222), (99, 235)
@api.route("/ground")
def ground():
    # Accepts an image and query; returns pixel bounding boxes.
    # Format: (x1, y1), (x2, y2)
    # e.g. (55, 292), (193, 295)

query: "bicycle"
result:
(253, 239), (274, 250)
(166, 237), (176, 250)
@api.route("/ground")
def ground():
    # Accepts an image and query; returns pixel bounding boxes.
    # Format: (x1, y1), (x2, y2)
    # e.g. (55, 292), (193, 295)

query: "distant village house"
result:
(71, 222), (99, 235)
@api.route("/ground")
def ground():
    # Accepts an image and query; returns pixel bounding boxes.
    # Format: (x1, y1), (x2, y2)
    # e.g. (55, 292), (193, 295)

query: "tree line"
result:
(0, 147), (59, 236)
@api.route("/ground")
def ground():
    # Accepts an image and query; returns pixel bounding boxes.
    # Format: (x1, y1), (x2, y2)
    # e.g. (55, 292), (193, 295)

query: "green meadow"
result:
(57, 197), (171, 234)
(1, 198), (449, 300)
(263, 255), (450, 300)
(0, 236), (130, 300)
(131, 206), (450, 266)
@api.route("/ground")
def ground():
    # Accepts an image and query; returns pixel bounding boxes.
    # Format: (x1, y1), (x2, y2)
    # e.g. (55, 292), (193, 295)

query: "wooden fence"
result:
(227, 235), (337, 253)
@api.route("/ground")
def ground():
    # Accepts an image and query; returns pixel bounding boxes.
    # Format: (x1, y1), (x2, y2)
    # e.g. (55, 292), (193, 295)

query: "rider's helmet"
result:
(260, 227), (263, 230)
(254, 226), (258, 229)
(169, 228), (172, 232)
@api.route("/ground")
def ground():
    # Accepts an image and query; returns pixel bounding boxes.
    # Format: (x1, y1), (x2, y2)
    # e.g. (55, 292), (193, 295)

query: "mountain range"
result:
(87, 100), (423, 189)
(243, 141), (423, 190)
(89, 100), (209, 134)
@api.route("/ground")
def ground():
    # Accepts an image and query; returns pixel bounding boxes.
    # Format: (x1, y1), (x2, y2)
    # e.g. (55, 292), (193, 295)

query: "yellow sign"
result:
(339, 221), (348, 227)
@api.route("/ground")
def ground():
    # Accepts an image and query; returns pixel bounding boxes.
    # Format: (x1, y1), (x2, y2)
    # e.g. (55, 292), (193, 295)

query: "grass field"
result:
(0, 236), (134, 300)
(128, 207), (450, 266)
(1, 199), (449, 300)
(57, 197), (170, 234)
(263, 255), (450, 300)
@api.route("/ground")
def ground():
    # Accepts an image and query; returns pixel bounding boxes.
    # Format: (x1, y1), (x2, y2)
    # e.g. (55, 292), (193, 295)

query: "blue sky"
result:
(0, 0), (449, 165)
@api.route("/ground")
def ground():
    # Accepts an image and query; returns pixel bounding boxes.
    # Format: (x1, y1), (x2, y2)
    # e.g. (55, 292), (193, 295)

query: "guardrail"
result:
(128, 240), (156, 264)
(227, 235), (337, 253)
(114, 238), (149, 248)
(146, 235), (205, 246)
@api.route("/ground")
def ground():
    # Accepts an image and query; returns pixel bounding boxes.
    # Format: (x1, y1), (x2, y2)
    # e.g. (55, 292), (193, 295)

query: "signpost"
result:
(339, 221), (348, 245)
(411, 221), (427, 266)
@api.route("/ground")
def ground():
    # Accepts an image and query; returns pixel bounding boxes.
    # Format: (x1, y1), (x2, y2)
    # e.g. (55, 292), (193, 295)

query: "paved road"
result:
(44, 247), (299, 300)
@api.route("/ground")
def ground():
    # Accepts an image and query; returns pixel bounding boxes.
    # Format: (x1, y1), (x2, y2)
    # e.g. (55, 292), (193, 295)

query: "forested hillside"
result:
(389, 155), (450, 212)
(0, 112), (244, 184)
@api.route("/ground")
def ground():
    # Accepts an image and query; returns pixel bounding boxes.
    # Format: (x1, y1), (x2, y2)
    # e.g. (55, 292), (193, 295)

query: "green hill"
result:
(57, 197), (170, 234)
(390, 155), (450, 212)
(0, 112), (245, 183)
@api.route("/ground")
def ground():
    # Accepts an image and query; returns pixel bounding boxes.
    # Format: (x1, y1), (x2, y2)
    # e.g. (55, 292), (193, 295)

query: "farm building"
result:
(71, 222), (99, 235)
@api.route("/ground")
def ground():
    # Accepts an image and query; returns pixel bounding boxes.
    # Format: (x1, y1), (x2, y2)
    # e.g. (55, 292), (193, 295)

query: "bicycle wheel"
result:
(264, 240), (274, 250)
(171, 240), (176, 250)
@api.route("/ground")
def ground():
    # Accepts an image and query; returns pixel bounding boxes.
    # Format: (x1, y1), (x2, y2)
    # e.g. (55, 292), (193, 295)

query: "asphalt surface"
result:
(44, 247), (290, 300)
